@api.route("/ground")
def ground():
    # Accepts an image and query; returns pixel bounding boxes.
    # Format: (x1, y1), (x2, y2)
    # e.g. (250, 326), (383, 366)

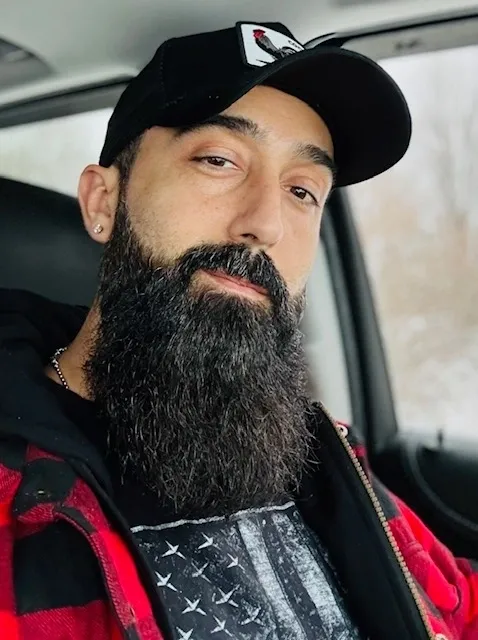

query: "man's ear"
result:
(78, 164), (120, 244)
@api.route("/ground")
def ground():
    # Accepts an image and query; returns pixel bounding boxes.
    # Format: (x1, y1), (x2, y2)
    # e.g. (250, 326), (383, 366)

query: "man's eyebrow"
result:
(174, 114), (265, 140)
(293, 143), (337, 186)
(174, 114), (337, 186)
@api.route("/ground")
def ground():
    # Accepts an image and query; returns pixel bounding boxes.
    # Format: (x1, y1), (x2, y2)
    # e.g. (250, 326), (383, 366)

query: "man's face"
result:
(122, 85), (335, 296)
(83, 85), (334, 518)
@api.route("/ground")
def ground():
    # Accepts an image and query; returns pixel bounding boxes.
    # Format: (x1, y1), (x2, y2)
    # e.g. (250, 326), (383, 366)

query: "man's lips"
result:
(201, 270), (268, 297)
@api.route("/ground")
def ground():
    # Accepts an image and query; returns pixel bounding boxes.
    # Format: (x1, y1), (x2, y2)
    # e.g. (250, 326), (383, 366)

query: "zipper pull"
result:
(336, 422), (349, 438)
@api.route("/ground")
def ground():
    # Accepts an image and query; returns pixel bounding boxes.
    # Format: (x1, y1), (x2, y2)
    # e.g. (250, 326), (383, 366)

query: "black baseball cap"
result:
(99, 21), (412, 188)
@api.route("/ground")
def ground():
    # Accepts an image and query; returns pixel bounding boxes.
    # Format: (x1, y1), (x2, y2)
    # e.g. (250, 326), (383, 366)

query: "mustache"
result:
(154, 243), (288, 307)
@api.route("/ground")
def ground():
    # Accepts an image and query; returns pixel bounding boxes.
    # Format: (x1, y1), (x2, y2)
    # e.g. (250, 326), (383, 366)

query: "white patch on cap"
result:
(238, 23), (304, 68)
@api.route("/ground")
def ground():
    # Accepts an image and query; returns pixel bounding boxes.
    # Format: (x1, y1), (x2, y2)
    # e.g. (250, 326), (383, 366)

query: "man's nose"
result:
(227, 177), (285, 249)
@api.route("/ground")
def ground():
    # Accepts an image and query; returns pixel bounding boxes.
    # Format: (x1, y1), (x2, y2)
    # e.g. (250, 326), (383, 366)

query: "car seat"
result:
(0, 176), (101, 306)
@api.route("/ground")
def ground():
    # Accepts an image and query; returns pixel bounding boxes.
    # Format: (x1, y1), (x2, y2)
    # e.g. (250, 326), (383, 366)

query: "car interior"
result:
(1, 0), (478, 561)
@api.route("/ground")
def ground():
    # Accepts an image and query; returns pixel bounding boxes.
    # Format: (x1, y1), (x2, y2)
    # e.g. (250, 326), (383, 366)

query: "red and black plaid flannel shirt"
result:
(0, 422), (477, 640)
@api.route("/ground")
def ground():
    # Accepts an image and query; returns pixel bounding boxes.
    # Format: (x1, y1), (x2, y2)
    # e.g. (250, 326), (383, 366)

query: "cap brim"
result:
(159, 46), (411, 188)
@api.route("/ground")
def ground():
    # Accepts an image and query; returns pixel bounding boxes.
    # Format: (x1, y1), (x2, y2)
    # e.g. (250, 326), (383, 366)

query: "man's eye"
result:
(290, 186), (319, 206)
(194, 156), (235, 168)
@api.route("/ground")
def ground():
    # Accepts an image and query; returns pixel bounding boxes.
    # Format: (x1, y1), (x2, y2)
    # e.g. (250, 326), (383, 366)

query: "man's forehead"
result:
(225, 85), (331, 131)
(175, 86), (333, 146)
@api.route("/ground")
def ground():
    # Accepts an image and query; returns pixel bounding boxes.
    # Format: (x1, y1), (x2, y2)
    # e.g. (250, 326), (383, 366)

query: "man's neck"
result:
(44, 303), (100, 400)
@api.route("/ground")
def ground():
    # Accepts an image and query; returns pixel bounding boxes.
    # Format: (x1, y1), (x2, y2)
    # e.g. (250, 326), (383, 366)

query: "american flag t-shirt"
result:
(132, 501), (362, 639)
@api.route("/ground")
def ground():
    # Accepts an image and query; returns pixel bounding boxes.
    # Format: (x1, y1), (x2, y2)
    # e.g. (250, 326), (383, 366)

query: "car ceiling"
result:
(1, 0), (478, 109)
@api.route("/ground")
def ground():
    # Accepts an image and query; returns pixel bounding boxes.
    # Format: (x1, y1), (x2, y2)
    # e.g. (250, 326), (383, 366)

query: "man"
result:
(0, 21), (476, 640)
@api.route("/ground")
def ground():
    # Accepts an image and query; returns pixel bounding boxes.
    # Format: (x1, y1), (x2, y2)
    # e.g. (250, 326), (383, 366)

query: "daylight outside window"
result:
(348, 44), (478, 440)
(0, 108), (112, 196)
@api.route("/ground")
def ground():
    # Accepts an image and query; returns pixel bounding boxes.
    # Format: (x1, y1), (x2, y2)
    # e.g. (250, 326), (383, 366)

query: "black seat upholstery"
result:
(0, 177), (102, 306)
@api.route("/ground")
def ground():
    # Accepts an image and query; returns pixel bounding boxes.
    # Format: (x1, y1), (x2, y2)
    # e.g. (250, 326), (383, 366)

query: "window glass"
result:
(348, 44), (478, 439)
(0, 108), (112, 196)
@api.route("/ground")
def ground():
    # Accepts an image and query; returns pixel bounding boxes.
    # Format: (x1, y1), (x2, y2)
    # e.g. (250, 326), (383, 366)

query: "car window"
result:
(0, 108), (112, 196)
(348, 44), (478, 440)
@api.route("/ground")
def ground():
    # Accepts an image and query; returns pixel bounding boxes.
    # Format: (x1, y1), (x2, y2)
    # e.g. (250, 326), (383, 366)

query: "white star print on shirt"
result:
(162, 541), (186, 559)
(214, 586), (239, 607)
(191, 561), (212, 583)
(226, 554), (243, 569)
(197, 534), (214, 549)
(182, 598), (207, 616)
(155, 572), (178, 591)
(239, 606), (263, 626)
(211, 616), (233, 636)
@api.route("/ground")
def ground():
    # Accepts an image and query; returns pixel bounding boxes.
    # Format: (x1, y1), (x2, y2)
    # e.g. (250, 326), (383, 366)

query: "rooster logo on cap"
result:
(253, 29), (298, 60)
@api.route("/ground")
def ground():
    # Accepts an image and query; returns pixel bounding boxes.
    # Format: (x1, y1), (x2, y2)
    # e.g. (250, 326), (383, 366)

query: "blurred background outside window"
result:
(349, 44), (478, 439)
(0, 108), (112, 196)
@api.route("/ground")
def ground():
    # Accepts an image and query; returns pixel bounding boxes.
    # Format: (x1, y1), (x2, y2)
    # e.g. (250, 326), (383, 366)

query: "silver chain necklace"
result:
(50, 346), (69, 390)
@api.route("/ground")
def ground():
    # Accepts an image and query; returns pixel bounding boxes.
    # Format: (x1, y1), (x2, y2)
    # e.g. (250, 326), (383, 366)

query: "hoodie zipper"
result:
(318, 403), (436, 640)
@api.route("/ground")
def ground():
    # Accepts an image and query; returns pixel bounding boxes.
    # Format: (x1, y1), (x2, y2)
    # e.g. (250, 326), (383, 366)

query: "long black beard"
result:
(85, 198), (315, 518)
